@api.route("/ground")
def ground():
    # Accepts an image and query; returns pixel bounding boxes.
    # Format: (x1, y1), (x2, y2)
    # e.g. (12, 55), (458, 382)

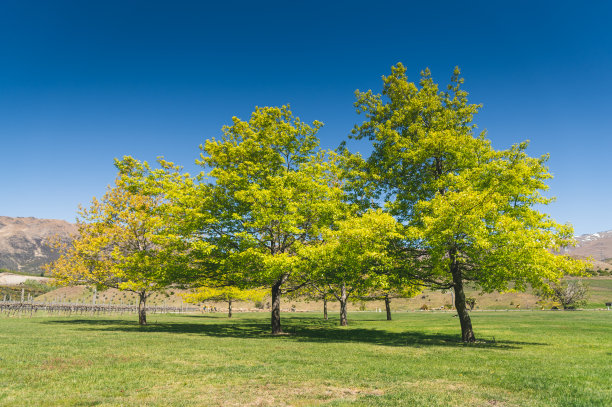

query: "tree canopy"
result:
(46, 157), (211, 325)
(198, 105), (344, 333)
(46, 64), (587, 341)
(353, 63), (585, 341)
(298, 209), (403, 326)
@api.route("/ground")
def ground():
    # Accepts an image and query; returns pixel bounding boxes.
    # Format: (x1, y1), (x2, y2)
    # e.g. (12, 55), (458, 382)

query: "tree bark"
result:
(323, 295), (328, 320)
(384, 294), (392, 321)
(228, 298), (233, 318)
(138, 291), (147, 325)
(271, 279), (283, 334)
(450, 250), (475, 342)
(339, 282), (348, 326)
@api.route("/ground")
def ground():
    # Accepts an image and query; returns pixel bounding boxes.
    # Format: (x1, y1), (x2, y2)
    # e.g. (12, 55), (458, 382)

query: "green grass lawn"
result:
(584, 278), (612, 308)
(0, 311), (610, 406)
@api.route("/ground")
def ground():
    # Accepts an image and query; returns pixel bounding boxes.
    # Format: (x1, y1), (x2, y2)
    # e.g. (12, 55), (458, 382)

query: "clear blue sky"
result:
(1, 0), (611, 235)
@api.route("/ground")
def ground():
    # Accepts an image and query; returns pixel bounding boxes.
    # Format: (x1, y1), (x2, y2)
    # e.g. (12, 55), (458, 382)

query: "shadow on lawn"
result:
(44, 315), (545, 349)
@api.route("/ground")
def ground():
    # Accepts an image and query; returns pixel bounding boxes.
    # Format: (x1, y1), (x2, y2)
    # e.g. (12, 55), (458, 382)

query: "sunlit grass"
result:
(0, 311), (610, 406)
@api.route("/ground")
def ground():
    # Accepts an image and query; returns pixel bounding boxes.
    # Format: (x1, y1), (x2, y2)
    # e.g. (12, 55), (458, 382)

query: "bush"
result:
(541, 280), (589, 309)
(20, 279), (54, 294)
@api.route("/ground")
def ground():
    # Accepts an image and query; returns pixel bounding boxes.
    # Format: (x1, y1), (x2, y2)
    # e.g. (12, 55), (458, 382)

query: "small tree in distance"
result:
(289, 283), (332, 320)
(358, 283), (420, 321)
(182, 286), (267, 317)
(299, 209), (402, 326)
(541, 280), (589, 310)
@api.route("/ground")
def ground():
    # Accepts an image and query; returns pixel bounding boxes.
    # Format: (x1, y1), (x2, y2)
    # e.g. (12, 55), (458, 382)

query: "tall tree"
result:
(199, 106), (343, 334)
(46, 157), (209, 325)
(353, 64), (585, 341)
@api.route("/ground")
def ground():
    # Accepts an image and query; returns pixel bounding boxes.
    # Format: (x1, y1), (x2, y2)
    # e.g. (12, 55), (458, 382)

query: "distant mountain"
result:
(558, 230), (612, 270)
(0, 216), (77, 274)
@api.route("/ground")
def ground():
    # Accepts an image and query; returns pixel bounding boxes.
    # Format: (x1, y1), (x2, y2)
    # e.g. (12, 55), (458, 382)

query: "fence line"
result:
(0, 300), (200, 317)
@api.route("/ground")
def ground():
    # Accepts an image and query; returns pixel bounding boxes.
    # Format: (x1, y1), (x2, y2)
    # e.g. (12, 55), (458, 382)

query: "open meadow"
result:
(1, 311), (610, 406)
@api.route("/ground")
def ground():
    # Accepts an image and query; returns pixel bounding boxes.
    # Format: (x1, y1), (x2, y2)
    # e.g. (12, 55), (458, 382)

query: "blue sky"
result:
(1, 0), (611, 234)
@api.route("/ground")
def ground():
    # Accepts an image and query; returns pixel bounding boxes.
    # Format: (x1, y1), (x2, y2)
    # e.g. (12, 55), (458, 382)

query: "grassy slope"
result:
(0, 311), (610, 406)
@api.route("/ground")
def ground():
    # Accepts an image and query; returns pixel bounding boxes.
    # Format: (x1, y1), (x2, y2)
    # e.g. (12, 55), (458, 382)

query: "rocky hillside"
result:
(0, 216), (76, 274)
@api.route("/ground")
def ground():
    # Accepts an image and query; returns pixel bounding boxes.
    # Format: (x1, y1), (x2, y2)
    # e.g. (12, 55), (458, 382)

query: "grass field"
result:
(0, 311), (610, 406)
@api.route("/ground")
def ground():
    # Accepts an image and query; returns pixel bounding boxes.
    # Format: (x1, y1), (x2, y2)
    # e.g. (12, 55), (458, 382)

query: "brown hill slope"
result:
(0, 216), (76, 274)
(566, 230), (612, 261)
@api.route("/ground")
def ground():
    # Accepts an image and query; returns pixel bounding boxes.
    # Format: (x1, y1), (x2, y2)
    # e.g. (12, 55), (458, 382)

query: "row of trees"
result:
(46, 64), (585, 341)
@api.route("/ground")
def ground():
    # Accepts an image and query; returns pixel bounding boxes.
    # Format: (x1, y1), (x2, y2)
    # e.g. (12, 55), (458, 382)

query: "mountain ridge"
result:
(566, 230), (612, 263)
(0, 216), (77, 274)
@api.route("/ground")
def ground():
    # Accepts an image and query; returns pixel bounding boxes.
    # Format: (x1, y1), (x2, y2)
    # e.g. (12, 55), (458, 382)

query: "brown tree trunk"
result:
(138, 291), (147, 325)
(323, 295), (328, 320)
(384, 294), (392, 321)
(450, 250), (475, 342)
(228, 298), (233, 318)
(271, 279), (283, 334)
(339, 283), (348, 326)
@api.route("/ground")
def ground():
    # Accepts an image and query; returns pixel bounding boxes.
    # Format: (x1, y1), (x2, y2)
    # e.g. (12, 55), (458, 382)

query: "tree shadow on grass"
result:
(43, 315), (546, 349)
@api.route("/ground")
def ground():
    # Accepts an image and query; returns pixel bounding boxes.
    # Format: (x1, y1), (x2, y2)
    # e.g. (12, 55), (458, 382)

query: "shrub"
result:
(541, 280), (589, 310)
(20, 279), (54, 294)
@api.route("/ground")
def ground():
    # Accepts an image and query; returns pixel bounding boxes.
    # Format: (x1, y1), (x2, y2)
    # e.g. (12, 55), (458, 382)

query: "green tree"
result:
(358, 277), (420, 321)
(182, 286), (266, 317)
(46, 158), (210, 325)
(295, 282), (333, 320)
(353, 64), (586, 341)
(540, 279), (589, 309)
(299, 209), (402, 326)
(198, 106), (343, 334)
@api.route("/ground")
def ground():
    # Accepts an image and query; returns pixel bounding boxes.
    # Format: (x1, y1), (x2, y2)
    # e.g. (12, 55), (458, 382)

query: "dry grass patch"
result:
(40, 356), (93, 371)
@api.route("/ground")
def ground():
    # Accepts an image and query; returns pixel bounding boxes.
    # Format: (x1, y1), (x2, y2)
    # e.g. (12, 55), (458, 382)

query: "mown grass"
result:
(0, 311), (610, 406)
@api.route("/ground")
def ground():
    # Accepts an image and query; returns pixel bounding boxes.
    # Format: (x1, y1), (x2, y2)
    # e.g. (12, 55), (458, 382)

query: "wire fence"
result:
(0, 300), (200, 317)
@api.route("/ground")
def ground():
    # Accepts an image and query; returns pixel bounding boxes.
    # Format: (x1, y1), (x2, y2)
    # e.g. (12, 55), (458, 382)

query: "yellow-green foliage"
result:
(299, 209), (405, 298)
(353, 64), (587, 293)
(45, 158), (212, 296)
(198, 105), (345, 291)
(182, 286), (266, 304)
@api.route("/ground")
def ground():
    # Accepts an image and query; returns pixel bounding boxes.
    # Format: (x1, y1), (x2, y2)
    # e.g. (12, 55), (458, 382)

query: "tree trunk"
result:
(271, 279), (283, 334)
(339, 283), (348, 326)
(228, 298), (233, 318)
(450, 251), (475, 342)
(138, 291), (147, 325)
(384, 294), (392, 321)
(323, 295), (328, 320)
